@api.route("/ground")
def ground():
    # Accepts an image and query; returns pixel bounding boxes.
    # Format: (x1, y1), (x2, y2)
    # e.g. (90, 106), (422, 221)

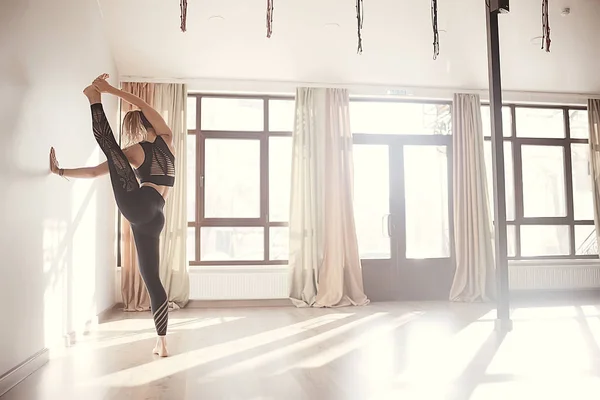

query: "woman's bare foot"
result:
(83, 85), (101, 104)
(152, 336), (169, 357)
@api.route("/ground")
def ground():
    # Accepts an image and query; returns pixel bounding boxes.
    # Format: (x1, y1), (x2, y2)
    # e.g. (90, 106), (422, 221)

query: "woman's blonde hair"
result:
(122, 110), (153, 145)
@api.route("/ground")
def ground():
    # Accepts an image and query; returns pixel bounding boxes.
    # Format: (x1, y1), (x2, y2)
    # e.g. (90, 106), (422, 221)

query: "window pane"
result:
(572, 144), (594, 220)
(350, 102), (451, 135)
(269, 227), (289, 260)
(269, 137), (292, 222)
(569, 110), (589, 139)
(187, 96), (197, 130)
(575, 225), (597, 256)
(404, 146), (450, 259)
(269, 100), (295, 132)
(205, 139), (260, 218)
(187, 227), (196, 262)
(507, 225), (516, 257)
(520, 225), (570, 256)
(483, 141), (515, 220)
(353, 144), (391, 259)
(187, 135), (196, 221)
(521, 145), (566, 217)
(200, 227), (264, 261)
(201, 98), (264, 131)
(515, 108), (565, 138)
(481, 106), (512, 137)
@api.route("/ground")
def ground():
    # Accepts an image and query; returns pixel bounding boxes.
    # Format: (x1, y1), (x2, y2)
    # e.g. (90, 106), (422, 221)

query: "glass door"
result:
(353, 143), (397, 300)
(353, 144), (392, 260)
(396, 143), (454, 300)
(353, 140), (454, 300)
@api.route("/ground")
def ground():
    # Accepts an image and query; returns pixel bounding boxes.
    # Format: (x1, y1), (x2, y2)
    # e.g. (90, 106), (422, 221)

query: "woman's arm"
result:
(93, 74), (172, 137)
(60, 162), (108, 179)
(50, 147), (108, 179)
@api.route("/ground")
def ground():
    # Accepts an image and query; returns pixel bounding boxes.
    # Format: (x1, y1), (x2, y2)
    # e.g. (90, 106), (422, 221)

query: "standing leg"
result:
(84, 86), (140, 210)
(131, 223), (169, 356)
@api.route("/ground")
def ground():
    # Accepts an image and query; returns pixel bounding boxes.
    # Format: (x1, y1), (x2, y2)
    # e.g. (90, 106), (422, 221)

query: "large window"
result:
(187, 95), (294, 265)
(481, 105), (596, 259)
(184, 96), (595, 266)
(351, 100), (453, 261)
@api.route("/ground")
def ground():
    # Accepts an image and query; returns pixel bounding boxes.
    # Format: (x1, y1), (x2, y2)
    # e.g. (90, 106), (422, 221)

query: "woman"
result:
(50, 74), (175, 357)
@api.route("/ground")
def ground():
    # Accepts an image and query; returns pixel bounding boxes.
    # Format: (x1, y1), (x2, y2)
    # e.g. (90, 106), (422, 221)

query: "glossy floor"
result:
(3, 300), (600, 400)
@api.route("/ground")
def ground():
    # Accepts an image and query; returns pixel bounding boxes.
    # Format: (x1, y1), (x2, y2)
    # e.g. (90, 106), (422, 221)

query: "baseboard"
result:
(0, 349), (49, 397)
(187, 298), (293, 308)
(97, 303), (120, 323)
(510, 287), (600, 304)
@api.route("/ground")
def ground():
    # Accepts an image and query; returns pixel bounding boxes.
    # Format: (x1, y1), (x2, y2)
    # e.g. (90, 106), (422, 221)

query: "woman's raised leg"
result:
(84, 86), (139, 207)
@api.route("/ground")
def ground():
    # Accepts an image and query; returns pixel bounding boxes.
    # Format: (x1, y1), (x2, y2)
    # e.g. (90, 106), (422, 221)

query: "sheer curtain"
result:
(449, 93), (495, 302)
(288, 87), (369, 308)
(153, 84), (190, 309)
(588, 99), (600, 253)
(119, 82), (189, 311)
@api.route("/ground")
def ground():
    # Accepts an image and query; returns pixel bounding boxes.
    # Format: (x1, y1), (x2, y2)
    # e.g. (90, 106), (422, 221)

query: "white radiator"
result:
(189, 266), (289, 300)
(508, 260), (600, 291)
(114, 261), (600, 303)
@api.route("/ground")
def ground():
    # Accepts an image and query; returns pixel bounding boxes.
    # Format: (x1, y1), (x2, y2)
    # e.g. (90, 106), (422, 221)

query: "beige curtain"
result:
(288, 87), (369, 308)
(588, 99), (600, 253)
(119, 82), (190, 311)
(153, 84), (190, 308)
(449, 93), (496, 302)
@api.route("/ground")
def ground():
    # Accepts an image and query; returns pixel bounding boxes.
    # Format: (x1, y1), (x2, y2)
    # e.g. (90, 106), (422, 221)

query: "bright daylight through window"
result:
(481, 105), (595, 259)
(186, 97), (595, 265)
(187, 95), (294, 265)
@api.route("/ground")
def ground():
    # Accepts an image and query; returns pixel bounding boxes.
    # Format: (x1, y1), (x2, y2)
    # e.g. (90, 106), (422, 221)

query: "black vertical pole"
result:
(485, 2), (512, 332)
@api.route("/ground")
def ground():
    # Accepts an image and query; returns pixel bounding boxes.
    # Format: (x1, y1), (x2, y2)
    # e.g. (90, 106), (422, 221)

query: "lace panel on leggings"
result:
(91, 106), (138, 192)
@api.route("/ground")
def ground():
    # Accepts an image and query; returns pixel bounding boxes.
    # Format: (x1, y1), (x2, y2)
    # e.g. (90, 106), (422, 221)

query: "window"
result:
(350, 101), (451, 135)
(187, 95), (294, 265)
(351, 100), (453, 261)
(482, 105), (595, 259)
(403, 145), (450, 259)
(353, 144), (391, 259)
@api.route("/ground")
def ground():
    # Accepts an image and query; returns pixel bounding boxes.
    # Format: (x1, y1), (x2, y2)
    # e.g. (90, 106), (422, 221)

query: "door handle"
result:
(382, 214), (392, 237)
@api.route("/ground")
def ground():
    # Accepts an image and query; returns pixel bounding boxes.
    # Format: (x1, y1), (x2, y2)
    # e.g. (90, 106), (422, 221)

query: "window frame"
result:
(482, 103), (595, 260)
(350, 97), (454, 262)
(186, 96), (595, 265)
(188, 94), (294, 266)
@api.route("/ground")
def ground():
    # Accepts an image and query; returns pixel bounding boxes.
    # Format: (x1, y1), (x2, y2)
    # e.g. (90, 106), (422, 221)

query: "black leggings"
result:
(91, 103), (169, 336)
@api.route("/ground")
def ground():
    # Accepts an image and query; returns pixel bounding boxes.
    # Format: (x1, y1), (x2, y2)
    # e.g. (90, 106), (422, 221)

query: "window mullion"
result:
(564, 108), (576, 255)
(262, 98), (270, 261)
(512, 106), (523, 258)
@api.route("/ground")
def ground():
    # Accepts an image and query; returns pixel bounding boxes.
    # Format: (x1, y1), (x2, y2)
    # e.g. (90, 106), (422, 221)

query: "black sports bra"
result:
(134, 136), (176, 187)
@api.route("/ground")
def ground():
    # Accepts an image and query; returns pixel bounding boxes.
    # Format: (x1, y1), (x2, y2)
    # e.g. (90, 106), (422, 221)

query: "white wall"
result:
(124, 76), (597, 106)
(0, 0), (118, 377)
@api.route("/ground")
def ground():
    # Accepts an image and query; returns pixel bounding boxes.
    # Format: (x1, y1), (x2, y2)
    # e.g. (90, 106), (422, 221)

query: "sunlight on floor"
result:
(204, 312), (391, 380)
(71, 317), (245, 351)
(369, 305), (600, 399)
(81, 313), (355, 388)
(7, 302), (600, 400)
(285, 311), (424, 371)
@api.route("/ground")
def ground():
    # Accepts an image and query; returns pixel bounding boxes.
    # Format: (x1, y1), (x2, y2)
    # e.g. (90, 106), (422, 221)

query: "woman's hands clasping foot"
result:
(92, 73), (114, 93)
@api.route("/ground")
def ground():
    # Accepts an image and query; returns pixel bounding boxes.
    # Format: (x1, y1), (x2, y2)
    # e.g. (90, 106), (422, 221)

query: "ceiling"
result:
(98, 0), (600, 93)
